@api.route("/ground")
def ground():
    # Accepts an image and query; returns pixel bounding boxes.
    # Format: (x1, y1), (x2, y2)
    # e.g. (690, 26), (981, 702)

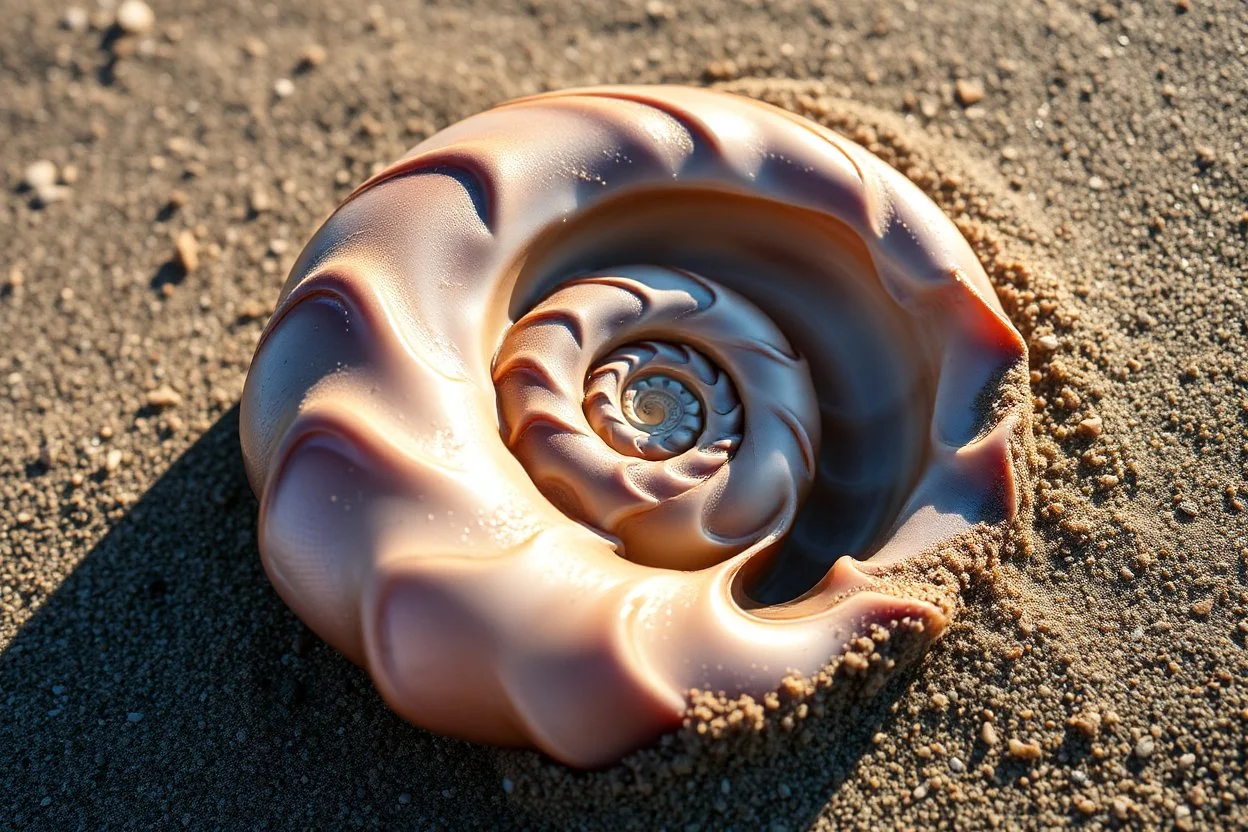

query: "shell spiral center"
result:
(584, 342), (743, 463)
(624, 376), (692, 435)
(493, 266), (818, 572)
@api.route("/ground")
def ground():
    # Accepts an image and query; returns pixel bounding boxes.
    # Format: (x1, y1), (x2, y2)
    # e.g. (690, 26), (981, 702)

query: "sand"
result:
(2, 0), (1246, 829)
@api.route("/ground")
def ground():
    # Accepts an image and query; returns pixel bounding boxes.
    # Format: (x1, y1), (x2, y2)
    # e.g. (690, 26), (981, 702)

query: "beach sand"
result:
(2, 0), (1246, 828)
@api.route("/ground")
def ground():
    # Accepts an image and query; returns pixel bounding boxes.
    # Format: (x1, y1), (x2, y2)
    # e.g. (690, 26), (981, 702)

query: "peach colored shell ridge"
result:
(240, 85), (1028, 768)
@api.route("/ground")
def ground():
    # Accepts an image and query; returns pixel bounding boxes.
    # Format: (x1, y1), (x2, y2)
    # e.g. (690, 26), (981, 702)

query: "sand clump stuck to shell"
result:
(2, 1), (1247, 830)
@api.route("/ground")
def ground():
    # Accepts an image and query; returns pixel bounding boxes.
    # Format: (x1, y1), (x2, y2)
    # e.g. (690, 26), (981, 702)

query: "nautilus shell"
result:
(241, 86), (1028, 768)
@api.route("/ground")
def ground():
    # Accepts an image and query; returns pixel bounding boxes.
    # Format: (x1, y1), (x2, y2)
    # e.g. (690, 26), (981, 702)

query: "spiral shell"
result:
(241, 86), (1028, 767)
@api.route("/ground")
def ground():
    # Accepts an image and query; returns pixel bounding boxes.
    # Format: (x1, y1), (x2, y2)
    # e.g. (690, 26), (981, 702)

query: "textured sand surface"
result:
(2, 1), (1246, 829)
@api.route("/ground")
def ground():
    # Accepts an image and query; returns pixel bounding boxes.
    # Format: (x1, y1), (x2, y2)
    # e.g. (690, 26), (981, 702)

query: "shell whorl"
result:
(493, 267), (817, 571)
(607, 366), (711, 458)
(589, 343), (739, 461)
(240, 85), (1029, 768)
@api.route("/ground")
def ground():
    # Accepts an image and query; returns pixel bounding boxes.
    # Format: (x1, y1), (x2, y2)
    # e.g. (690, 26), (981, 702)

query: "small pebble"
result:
(1036, 334), (1060, 352)
(274, 78), (295, 98)
(1134, 735), (1155, 759)
(955, 78), (985, 106)
(127, 711), (144, 722)
(1068, 712), (1101, 737)
(1176, 500), (1198, 518)
(23, 160), (58, 190)
(60, 6), (88, 32)
(115, 0), (154, 35)
(242, 37), (268, 58)
(1077, 416), (1103, 437)
(174, 230), (199, 273)
(948, 757), (964, 773)
(248, 184), (272, 214)
(145, 386), (183, 409)
(502, 777), (514, 794)
(1007, 737), (1042, 761)
(299, 43), (328, 69)
(237, 299), (269, 321)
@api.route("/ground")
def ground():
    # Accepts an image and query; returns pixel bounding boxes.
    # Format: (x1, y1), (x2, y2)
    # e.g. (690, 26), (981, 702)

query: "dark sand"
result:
(2, 0), (1246, 829)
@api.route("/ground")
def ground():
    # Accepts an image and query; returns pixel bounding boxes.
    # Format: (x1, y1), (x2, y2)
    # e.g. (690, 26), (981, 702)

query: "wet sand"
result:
(2, 0), (1246, 829)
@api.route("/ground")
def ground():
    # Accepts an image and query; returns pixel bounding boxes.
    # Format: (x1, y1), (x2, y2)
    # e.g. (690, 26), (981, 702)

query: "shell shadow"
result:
(0, 405), (507, 830)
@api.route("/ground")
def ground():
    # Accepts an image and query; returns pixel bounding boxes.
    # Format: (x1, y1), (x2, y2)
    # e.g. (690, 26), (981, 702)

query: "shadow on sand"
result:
(0, 406), (505, 830)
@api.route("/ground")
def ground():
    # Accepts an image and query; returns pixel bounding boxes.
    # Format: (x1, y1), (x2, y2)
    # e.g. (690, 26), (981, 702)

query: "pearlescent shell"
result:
(241, 86), (1029, 767)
